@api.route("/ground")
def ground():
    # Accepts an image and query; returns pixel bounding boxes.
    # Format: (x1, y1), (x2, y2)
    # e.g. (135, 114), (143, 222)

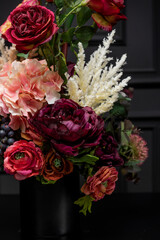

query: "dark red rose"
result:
(95, 133), (124, 167)
(1, 5), (58, 52)
(29, 99), (104, 156)
(87, 0), (127, 31)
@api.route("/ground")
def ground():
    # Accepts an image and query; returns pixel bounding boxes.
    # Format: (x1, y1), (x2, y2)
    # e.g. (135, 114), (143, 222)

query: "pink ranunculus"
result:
(0, 59), (63, 118)
(0, 4), (58, 52)
(4, 140), (44, 180)
(87, 0), (127, 31)
(81, 166), (118, 201)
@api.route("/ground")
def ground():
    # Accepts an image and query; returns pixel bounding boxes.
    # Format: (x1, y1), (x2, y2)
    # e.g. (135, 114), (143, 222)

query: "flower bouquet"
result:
(0, 0), (148, 218)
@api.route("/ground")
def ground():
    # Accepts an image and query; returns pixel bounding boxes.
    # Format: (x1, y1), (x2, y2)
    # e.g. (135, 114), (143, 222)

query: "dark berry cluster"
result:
(0, 116), (17, 157)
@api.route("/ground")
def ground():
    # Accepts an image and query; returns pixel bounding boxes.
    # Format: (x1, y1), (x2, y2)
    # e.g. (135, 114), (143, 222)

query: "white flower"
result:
(67, 30), (131, 115)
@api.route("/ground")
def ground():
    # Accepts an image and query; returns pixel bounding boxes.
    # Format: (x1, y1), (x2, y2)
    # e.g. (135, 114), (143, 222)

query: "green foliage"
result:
(17, 52), (29, 59)
(64, 0), (81, 8)
(36, 176), (57, 185)
(69, 154), (99, 166)
(61, 28), (75, 43)
(74, 195), (94, 215)
(64, 14), (75, 30)
(55, 0), (64, 8)
(75, 26), (95, 42)
(110, 103), (127, 118)
(124, 159), (141, 167)
(77, 7), (92, 27)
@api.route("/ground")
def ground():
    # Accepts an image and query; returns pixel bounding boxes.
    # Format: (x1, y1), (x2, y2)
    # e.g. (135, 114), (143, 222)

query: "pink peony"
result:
(0, 59), (63, 118)
(4, 140), (44, 180)
(81, 166), (118, 201)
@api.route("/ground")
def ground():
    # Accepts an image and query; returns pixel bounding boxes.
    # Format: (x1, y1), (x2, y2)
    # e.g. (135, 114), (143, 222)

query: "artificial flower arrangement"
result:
(0, 0), (148, 215)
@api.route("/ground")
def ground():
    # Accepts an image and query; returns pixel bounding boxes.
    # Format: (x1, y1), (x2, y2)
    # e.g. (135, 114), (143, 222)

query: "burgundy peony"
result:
(0, 5), (58, 52)
(95, 134), (124, 167)
(81, 166), (118, 201)
(87, 0), (127, 31)
(4, 140), (44, 180)
(29, 98), (104, 156)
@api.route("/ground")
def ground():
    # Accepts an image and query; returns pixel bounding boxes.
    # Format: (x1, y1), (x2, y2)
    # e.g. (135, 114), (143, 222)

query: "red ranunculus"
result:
(0, 5), (58, 52)
(4, 140), (44, 180)
(29, 99), (104, 156)
(87, 0), (127, 31)
(81, 166), (118, 201)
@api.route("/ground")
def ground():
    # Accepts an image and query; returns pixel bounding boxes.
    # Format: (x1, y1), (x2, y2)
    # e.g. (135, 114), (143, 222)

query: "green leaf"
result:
(71, 40), (88, 49)
(36, 176), (57, 185)
(74, 195), (94, 216)
(75, 26), (95, 42)
(64, 14), (75, 30)
(56, 55), (68, 76)
(61, 28), (75, 43)
(77, 6), (92, 27)
(17, 52), (29, 59)
(64, 0), (81, 8)
(69, 154), (99, 165)
(110, 103), (126, 117)
(55, 0), (64, 8)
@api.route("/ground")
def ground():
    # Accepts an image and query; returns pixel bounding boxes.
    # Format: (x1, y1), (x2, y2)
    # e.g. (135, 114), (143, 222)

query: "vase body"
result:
(20, 171), (80, 240)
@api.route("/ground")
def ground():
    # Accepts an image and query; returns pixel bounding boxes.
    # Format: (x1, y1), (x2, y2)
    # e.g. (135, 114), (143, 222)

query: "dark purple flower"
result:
(67, 62), (75, 77)
(29, 99), (104, 156)
(95, 133), (124, 167)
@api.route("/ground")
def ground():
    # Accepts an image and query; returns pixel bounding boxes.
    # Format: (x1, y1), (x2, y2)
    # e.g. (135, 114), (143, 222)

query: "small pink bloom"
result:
(129, 134), (148, 165)
(81, 166), (118, 201)
(4, 140), (44, 180)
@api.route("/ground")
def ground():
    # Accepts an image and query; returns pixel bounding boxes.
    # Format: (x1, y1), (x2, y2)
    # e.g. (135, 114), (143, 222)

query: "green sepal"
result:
(77, 6), (92, 27)
(74, 195), (94, 216)
(36, 175), (57, 185)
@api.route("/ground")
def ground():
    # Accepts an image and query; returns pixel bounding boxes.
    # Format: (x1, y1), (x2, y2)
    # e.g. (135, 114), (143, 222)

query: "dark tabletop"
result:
(0, 193), (160, 240)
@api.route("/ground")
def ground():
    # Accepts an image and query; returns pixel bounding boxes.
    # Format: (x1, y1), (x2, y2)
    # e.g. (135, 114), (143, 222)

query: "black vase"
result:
(20, 170), (80, 240)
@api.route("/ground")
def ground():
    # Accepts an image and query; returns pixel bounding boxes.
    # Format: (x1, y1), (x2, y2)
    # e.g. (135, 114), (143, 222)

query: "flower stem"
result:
(59, 2), (84, 27)
(62, 43), (68, 61)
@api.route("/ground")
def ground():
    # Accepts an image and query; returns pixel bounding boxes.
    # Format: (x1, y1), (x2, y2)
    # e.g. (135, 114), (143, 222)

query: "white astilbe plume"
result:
(0, 33), (17, 70)
(67, 30), (131, 115)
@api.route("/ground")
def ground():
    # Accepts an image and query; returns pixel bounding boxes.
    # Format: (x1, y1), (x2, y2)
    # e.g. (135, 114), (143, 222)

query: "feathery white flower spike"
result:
(0, 33), (17, 70)
(67, 30), (131, 115)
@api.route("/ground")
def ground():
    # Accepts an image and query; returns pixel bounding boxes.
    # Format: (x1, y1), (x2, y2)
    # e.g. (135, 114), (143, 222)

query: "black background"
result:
(0, 0), (160, 239)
